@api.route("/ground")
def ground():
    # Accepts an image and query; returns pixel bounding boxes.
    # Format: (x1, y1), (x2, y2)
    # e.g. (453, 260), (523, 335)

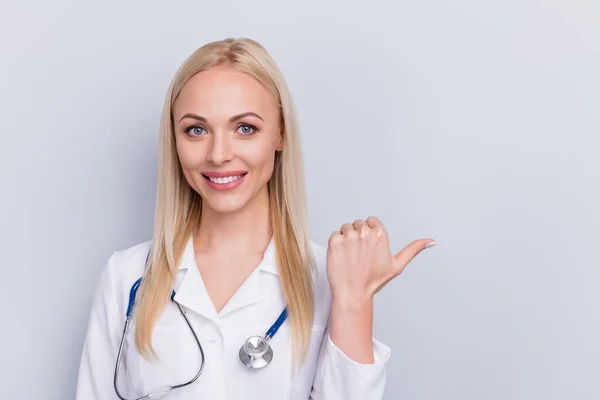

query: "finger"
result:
(328, 230), (344, 247)
(352, 219), (370, 235)
(353, 219), (374, 239)
(366, 216), (386, 239)
(393, 239), (436, 272)
(365, 216), (384, 229)
(340, 223), (354, 235)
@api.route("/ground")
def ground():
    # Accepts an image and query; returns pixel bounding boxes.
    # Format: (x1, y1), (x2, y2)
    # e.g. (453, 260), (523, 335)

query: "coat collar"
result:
(172, 234), (278, 321)
(176, 234), (278, 275)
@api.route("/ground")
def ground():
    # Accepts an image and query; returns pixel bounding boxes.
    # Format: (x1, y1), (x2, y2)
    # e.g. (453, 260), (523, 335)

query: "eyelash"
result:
(184, 123), (258, 137)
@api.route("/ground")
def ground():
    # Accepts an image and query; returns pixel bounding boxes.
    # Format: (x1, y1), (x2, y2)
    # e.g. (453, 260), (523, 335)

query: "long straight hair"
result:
(133, 38), (316, 368)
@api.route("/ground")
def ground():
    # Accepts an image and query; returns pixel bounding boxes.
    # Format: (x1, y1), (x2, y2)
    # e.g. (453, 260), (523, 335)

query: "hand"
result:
(326, 216), (436, 301)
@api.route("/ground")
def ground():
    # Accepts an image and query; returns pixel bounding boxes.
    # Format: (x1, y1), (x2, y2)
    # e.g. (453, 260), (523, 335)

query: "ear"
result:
(276, 130), (284, 151)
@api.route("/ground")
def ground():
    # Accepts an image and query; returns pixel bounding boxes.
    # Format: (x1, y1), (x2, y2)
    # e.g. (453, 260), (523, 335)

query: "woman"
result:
(76, 37), (436, 400)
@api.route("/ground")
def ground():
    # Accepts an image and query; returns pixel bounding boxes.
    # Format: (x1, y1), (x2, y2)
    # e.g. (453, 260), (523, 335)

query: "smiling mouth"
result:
(201, 172), (248, 184)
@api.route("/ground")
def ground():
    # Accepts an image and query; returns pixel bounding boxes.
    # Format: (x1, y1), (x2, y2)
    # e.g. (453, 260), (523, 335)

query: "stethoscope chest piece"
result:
(239, 335), (273, 369)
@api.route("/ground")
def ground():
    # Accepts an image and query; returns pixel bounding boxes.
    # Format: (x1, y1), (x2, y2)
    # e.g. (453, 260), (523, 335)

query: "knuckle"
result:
(346, 230), (359, 241)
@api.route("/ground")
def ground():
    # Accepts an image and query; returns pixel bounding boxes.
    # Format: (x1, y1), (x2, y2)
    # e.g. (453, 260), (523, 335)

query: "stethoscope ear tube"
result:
(114, 284), (205, 400)
(171, 302), (205, 388)
(114, 319), (144, 400)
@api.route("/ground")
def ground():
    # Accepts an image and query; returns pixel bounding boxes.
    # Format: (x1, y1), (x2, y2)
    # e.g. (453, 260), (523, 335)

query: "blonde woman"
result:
(76, 37), (436, 400)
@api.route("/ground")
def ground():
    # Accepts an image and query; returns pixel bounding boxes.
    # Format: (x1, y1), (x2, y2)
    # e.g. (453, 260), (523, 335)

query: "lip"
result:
(202, 172), (247, 191)
(202, 170), (248, 178)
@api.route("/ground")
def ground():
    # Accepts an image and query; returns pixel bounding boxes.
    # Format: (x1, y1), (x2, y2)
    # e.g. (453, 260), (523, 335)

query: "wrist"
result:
(329, 291), (375, 364)
(331, 291), (374, 314)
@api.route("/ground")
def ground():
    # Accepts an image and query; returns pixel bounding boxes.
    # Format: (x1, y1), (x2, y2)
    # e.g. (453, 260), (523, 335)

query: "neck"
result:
(194, 187), (272, 255)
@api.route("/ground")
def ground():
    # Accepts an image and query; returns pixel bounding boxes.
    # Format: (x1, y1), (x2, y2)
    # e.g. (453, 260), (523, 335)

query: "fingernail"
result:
(424, 240), (437, 249)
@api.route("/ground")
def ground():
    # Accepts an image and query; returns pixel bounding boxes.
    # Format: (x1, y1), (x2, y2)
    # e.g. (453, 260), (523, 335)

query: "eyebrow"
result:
(178, 112), (264, 123)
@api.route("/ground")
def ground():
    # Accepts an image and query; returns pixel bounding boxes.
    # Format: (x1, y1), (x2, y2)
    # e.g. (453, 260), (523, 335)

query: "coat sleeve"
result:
(76, 252), (125, 400)
(309, 323), (391, 400)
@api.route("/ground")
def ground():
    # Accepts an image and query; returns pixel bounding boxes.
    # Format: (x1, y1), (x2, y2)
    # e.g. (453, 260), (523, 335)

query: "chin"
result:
(202, 197), (250, 214)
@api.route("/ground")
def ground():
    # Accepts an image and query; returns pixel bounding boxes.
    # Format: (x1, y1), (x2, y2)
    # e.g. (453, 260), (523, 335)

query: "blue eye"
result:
(238, 124), (257, 135)
(186, 126), (205, 136)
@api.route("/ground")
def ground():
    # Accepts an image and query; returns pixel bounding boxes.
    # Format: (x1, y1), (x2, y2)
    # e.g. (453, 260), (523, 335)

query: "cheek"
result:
(245, 146), (276, 176)
(176, 141), (204, 170)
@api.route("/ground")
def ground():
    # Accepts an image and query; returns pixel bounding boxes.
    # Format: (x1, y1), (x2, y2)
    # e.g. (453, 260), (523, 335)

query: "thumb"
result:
(393, 239), (436, 273)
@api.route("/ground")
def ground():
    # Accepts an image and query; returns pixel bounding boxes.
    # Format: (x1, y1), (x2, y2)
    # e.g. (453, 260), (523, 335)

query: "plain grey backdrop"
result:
(1, 0), (598, 399)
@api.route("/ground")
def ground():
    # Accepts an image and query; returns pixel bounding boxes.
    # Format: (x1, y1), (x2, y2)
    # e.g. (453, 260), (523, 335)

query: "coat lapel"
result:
(172, 235), (279, 321)
(172, 236), (219, 321)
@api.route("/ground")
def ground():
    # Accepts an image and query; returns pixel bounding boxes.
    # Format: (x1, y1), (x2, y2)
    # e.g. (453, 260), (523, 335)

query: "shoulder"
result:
(108, 239), (152, 278)
(101, 239), (152, 307)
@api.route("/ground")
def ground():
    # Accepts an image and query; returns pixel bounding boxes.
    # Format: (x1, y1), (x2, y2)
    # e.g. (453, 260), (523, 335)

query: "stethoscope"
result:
(113, 252), (288, 400)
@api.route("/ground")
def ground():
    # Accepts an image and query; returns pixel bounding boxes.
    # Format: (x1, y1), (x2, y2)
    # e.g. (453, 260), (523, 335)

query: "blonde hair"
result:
(133, 38), (316, 369)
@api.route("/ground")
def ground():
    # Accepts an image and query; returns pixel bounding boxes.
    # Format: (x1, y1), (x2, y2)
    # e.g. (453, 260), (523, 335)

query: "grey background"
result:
(1, 0), (598, 399)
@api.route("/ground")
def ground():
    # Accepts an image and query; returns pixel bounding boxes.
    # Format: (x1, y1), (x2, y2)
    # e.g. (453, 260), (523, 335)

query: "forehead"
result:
(173, 67), (278, 122)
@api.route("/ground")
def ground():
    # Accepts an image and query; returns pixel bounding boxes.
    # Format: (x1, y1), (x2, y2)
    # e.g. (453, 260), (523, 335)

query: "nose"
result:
(206, 130), (233, 165)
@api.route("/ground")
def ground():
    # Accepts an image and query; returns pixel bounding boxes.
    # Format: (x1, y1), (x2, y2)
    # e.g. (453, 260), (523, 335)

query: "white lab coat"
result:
(76, 236), (391, 399)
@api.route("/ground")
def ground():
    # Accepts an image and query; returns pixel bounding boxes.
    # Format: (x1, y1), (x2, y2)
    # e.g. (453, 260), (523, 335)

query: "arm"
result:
(330, 295), (374, 364)
(76, 253), (123, 400)
(309, 297), (391, 400)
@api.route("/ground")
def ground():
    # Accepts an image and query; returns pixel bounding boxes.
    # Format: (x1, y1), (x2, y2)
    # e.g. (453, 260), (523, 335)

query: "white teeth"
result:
(208, 174), (244, 184)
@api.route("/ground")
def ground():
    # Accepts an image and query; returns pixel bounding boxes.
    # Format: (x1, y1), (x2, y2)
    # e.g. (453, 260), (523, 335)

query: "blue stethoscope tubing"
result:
(113, 251), (288, 400)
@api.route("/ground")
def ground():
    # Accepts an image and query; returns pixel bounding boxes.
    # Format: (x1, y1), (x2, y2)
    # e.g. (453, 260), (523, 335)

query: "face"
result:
(172, 67), (283, 214)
